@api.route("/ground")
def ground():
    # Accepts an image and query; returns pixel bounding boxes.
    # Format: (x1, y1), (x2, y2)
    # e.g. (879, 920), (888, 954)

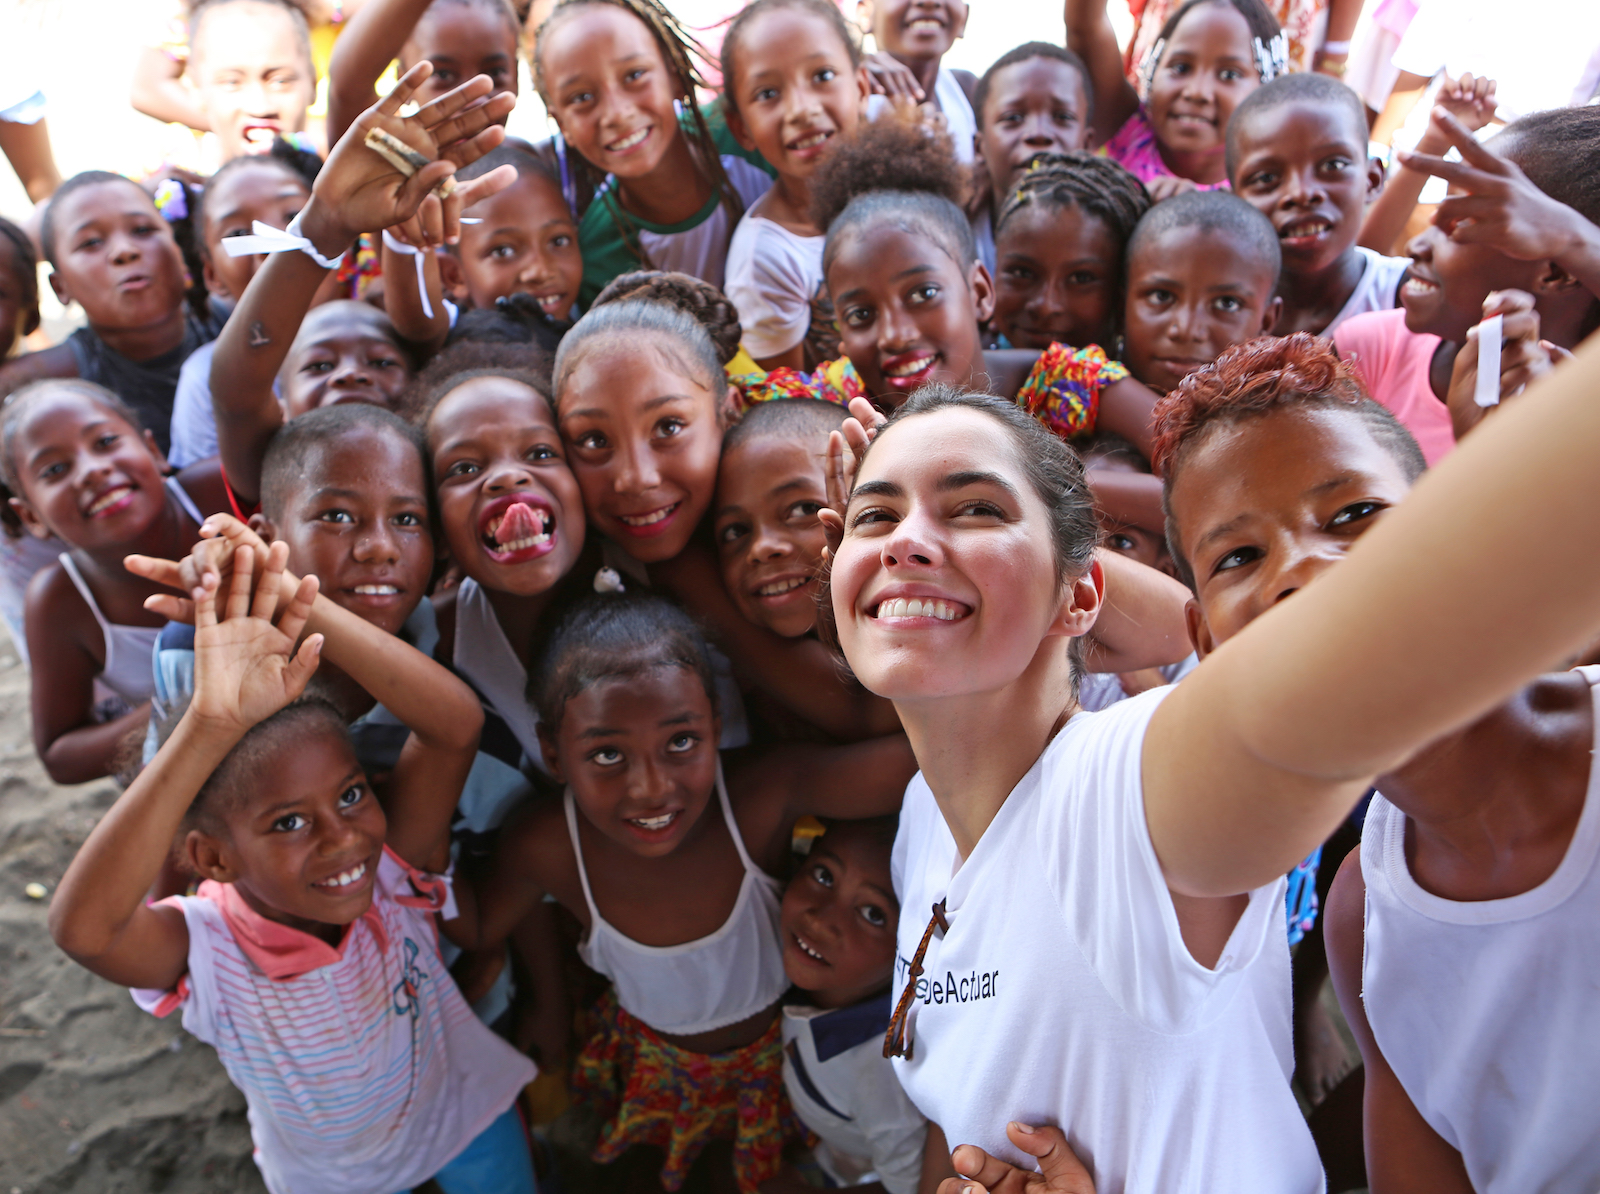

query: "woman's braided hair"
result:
(532, 0), (746, 267)
(996, 151), (1151, 251)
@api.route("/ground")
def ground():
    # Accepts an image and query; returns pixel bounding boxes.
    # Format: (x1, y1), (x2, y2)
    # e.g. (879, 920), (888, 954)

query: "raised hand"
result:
(1398, 109), (1589, 264)
(936, 1123), (1096, 1194)
(1423, 73), (1497, 147)
(188, 542), (323, 737)
(862, 51), (926, 104)
(129, 514), (275, 625)
(309, 60), (518, 249)
(819, 397), (887, 560)
(1446, 290), (1564, 439)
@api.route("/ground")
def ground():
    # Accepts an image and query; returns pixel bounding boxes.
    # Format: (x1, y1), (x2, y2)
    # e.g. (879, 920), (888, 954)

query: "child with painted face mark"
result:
(208, 60), (517, 508)
(50, 540), (540, 1194)
(2, 380), (229, 784)
(969, 42), (1096, 275)
(530, 0), (775, 304)
(327, 0), (521, 147)
(990, 153), (1150, 355)
(443, 591), (918, 1194)
(1, 172), (220, 454)
(1227, 74), (1404, 339)
(1335, 105), (1600, 468)
(1119, 191), (1282, 397)
(720, 0), (872, 372)
(1066, 0), (1284, 199)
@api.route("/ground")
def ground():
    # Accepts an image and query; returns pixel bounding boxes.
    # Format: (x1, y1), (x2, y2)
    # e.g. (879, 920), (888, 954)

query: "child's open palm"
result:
(315, 60), (518, 244)
(189, 541), (323, 738)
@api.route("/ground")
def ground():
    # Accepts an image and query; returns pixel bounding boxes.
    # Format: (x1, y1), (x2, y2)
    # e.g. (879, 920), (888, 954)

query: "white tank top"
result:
(1361, 666), (1600, 1194)
(58, 477), (204, 718)
(564, 761), (789, 1036)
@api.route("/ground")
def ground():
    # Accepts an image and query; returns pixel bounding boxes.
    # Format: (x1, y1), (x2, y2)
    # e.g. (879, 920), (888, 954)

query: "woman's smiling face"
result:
(830, 407), (1079, 702)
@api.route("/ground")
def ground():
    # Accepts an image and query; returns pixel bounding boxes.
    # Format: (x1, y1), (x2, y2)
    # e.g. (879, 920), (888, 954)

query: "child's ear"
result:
(718, 382), (740, 428)
(47, 270), (71, 307)
(1533, 260), (1583, 297)
(950, 2), (970, 39)
(248, 511), (279, 541)
(1260, 294), (1283, 336)
(201, 253), (226, 302)
(185, 829), (239, 884)
(536, 725), (563, 783)
(9, 495), (51, 540)
(724, 101), (755, 153)
(437, 252), (470, 306)
(969, 261), (996, 323)
(855, 64), (872, 107)
(853, 0), (874, 35)
(1185, 596), (1215, 659)
(1365, 155), (1386, 202)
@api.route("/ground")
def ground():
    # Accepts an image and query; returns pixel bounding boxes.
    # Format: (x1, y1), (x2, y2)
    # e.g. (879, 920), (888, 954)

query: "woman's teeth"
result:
(629, 811), (678, 832)
(885, 355), (935, 378)
(619, 504), (677, 528)
(315, 862), (367, 889)
(608, 127), (649, 152)
(86, 485), (133, 515)
(875, 597), (965, 621)
(756, 576), (811, 597)
(793, 933), (826, 963)
(353, 584), (399, 596)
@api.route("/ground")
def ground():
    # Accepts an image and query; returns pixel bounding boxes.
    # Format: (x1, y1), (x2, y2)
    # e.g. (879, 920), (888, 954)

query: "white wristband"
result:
(1320, 39), (1351, 55)
(222, 213), (347, 272)
(382, 228), (434, 319)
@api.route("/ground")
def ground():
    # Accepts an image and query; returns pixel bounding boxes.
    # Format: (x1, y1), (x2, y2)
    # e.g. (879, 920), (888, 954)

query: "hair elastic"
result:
(223, 212), (347, 271)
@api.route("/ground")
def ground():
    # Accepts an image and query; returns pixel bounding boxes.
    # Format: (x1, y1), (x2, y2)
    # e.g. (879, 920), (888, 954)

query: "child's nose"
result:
(108, 232), (143, 264)
(876, 303), (919, 353)
(750, 523), (792, 562)
(353, 521), (400, 563)
(484, 460), (534, 493)
(331, 359), (373, 387)
(613, 442), (661, 493)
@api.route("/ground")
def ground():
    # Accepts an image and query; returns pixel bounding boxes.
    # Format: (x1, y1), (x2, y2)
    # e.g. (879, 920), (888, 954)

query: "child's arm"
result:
(49, 546), (321, 990)
(129, 46), (210, 131)
(1399, 108), (1600, 300)
(1096, 376), (1158, 459)
(325, 0), (436, 148)
(443, 804), (558, 952)
(1144, 334), (1600, 899)
(1358, 78), (1496, 255)
(133, 517), (484, 872)
(1063, 0), (1140, 149)
(1324, 853), (1475, 1194)
(381, 219), (452, 350)
(212, 63), (517, 504)
(1080, 549), (1191, 675)
(1085, 466), (1165, 535)
(652, 543), (905, 741)
(24, 566), (150, 785)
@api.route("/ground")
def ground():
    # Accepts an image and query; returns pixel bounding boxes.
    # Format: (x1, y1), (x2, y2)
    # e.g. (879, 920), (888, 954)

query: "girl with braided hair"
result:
(530, 0), (775, 305)
(990, 151), (1151, 353)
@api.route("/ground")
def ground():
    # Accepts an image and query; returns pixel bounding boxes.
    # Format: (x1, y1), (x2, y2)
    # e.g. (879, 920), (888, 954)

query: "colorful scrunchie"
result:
(1016, 342), (1129, 440)
(728, 354), (867, 410)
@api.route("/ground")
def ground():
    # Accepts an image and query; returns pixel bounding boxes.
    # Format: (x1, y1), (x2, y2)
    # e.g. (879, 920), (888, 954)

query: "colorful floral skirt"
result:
(572, 990), (804, 1194)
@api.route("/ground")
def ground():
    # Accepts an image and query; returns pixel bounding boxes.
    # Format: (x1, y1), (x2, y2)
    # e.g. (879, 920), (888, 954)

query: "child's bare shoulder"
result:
(24, 559), (97, 654)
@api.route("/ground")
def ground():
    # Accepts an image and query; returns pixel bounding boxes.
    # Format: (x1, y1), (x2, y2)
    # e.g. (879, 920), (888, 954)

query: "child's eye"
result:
(1211, 296), (1244, 314)
(393, 512), (424, 527)
(860, 903), (888, 928)
(303, 360), (334, 374)
(810, 862), (834, 888)
(338, 785), (364, 808)
(718, 520), (749, 545)
(624, 68), (647, 84)
(1167, 61), (1191, 76)
(564, 89), (595, 107)
(38, 460), (68, 481)
(77, 236), (102, 251)
(1213, 544), (1262, 575)
(999, 112), (1023, 126)
(1220, 67), (1244, 82)
(94, 432), (120, 450)
(576, 430), (608, 451)
(786, 500), (822, 521)
(754, 86), (779, 103)
(907, 284), (940, 305)
(317, 509), (356, 523)
(444, 459), (481, 478)
(1067, 270), (1101, 286)
(549, 234), (573, 249)
(1329, 500), (1385, 528)
(1107, 531), (1137, 552)
(814, 67), (837, 84)
(1243, 171), (1277, 190)
(1001, 265), (1036, 283)
(667, 732), (699, 753)
(526, 442), (559, 461)
(1321, 156), (1353, 174)
(371, 355), (402, 369)
(1054, 108), (1078, 125)
(273, 812), (309, 832)
(490, 243), (518, 260)
(134, 223), (160, 237)
(654, 416), (686, 440)
(842, 304), (874, 329)
(1144, 288), (1175, 306)
(590, 746), (623, 766)
(433, 68), (459, 85)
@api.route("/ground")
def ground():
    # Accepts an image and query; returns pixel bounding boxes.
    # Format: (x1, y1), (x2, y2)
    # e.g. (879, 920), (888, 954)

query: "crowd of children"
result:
(3, 0), (1599, 1191)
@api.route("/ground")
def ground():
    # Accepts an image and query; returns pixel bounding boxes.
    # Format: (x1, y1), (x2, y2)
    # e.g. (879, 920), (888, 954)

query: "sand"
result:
(0, 623), (266, 1194)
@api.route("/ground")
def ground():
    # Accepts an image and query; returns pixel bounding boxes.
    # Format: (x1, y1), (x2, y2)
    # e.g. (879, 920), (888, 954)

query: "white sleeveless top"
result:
(564, 762), (789, 1035)
(1360, 666), (1600, 1194)
(58, 476), (204, 719)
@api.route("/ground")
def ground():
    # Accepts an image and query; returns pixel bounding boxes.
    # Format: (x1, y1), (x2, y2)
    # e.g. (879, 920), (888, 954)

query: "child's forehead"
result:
(1131, 224), (1274, 285)
(192, 0), (306, 62)
(15, 387), (136, 439)
(1235, 99), (1365, 160)
(464, 169), (570, 225)
(813, 827), (896, 887)
(720, 433), (827, 490)
(413, 0), (518, 55)
(292, 429), (426, 492)
(560, 333), (717, 407)
(59, 180), (156, 226)
(432, 375), (555, 433)
(1164, 0), (1254, 54)
(292, 303), (402, 353)
(988, 56), (1088, 108)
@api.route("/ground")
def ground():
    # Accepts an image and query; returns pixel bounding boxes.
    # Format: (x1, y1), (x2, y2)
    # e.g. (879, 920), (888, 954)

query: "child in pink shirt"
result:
(1332, 308), (1453, 465)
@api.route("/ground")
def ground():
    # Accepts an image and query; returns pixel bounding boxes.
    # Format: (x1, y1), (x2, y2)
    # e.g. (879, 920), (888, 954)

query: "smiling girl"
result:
(817, 334), (1600, 1188)
(720, 0), (871, 371)
(1066, 0), (1284, 198)
(530, 0), (774, 303)
(2, 380), (227, 783)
